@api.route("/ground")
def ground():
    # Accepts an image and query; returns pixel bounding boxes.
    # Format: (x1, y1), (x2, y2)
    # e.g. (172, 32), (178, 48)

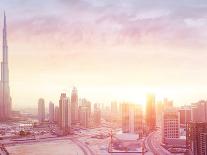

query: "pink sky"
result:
(1, 0), (207, 108)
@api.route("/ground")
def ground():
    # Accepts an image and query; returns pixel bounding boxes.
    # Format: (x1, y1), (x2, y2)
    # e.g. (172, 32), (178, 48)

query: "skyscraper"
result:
(49, 102), (55, 123)
(79, 106), (89, 128)
(0, 12), (12, 120)
(179, 105), (191, 126)
(146, 94), (156, 131)
(94, 105), (101, 126)
(38, 98), (45, 123)
(71, 87), (78, 124)
(54, 106), (59, 123)
(59, 93), (71, 134)
(80, 98), (91, 118)
(111, 101), (118, 114)
(122, 103), (143, 134)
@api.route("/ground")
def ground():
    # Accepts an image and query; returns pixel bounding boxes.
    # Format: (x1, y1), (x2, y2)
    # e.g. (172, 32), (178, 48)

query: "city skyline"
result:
(0, 1), (206, 155)
(2, 0), (207, 108)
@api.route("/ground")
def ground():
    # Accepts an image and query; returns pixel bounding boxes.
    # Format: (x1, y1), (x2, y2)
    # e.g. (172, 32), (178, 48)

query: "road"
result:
(71, 138), (95, 155)
(145, 131), (172, 155)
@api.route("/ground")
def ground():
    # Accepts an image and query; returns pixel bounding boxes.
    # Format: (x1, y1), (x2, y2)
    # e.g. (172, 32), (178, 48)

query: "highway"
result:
(145, 131), (172, 155)
(71, 138), (95, 155)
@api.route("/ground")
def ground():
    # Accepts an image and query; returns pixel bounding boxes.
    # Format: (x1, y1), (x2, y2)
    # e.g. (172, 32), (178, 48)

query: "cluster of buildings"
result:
(118, 94), (207, 154)
(37, 87), (101, 135)
(152, 97), (207, 154)
(120, 94), (156, 137)
(186, 101), (207, 155)
(0, 12), (206, 154)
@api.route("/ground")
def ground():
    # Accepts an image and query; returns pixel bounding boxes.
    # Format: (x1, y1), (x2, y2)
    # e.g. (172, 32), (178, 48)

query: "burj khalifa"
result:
(0, 12), (12, 120)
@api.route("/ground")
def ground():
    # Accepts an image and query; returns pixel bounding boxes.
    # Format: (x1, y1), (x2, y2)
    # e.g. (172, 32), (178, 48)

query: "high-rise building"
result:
(79, 106), (89, 128)
(191, 100), (207, 122)
(59, 93), (71, 133)
(49, 102), (54, 123)
(71, 87), (78, 124)
(146, 94), (156, 131)
(161, 108), (180, 144)
(179, 105), (191, 126)
(94, 104), (101, 126)
(122, 103), (143, 134)
(186, 122), (207, 155)
(80, 98), (91, 118)
(111, 101), (118, 114)
(156, 101), (163, 127)
(0, 12), (12, 120)
(38, 98), (45, 123)
(54, 106), (59, 123)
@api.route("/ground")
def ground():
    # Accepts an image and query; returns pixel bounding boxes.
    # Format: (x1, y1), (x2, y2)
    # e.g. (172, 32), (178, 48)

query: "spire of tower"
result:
(4, 11), (6, 26)
(0, 11), (11, 120)
(2, 11), (8, 63)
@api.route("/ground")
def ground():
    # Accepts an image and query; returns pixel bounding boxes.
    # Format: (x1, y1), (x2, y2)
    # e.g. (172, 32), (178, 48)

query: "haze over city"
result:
(1, 0), (207, 108)
(0, 1), (207, 155)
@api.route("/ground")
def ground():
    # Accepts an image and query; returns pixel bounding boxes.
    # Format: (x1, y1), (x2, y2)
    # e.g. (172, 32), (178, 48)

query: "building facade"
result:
(161, 108), (180, 144)
(186, 122), (207, 155)
(179, 106), (191, 126)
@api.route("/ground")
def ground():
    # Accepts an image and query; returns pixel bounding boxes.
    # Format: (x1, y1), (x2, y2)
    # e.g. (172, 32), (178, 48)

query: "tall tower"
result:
(0, 12), (12, 120)
(71, 87), (78, 124)
(38, 98), (45, 123)
(146, 93), (156, 131)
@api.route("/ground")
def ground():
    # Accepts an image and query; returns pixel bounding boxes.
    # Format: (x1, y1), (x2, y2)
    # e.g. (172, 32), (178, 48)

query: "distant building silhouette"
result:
(111, 101), (118, 114)
(94, 104), (101, 126)
(80, 98), (91, 119)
